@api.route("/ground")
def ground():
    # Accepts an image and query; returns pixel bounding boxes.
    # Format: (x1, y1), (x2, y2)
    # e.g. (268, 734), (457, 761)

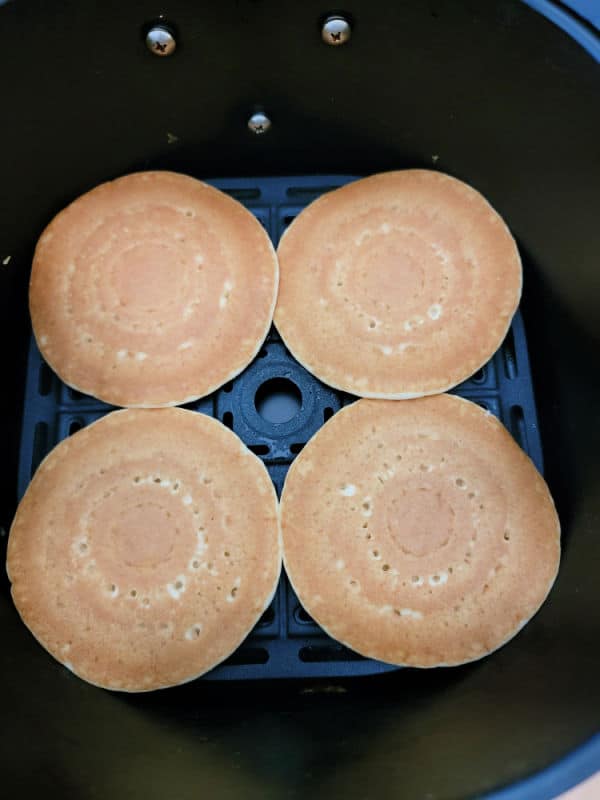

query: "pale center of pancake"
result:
(111, 243), (182, 311)
(110, 502), (179, 568)
(352, 240), (426, 310)
(375, 479), (455, 558)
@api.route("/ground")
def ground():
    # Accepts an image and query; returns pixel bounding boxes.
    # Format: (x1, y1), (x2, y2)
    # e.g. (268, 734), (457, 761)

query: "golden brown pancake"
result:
(30, 171), (278, 407)
(280, 395), (560, 667)
(275, 170), (522, 397)
(7, 408), (281, 691)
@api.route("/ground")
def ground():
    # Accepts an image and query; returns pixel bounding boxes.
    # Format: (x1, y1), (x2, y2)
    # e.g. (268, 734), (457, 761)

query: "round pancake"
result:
(275, 170), (522, 397)
(30, 171), (278, 407)
(280, 395), (560, 667)
(7, 408), (281, 691)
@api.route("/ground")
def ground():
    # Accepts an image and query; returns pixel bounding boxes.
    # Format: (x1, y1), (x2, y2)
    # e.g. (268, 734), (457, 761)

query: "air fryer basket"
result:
(0, 2), (599, 799)
(18, 173), (545, 681)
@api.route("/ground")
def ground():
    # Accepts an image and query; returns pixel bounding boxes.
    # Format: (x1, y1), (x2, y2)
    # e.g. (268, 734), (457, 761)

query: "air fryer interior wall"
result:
(0, 2), (599, 799)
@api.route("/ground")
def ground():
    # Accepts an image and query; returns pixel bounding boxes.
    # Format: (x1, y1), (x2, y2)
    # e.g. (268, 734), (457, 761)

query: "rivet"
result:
(146, 26), (176, 57)
(248, 111), (272, 135)
(321, 15), (352, 46)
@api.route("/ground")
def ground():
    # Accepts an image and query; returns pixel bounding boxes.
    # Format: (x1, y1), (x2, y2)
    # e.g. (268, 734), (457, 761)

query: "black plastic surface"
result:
(18, 175), (544, 681)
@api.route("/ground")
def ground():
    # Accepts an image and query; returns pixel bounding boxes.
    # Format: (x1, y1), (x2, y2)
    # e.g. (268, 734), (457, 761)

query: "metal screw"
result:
(248, 111), (272, 135)
(321, 15), (352, 46)
(146, 25), (176, 57)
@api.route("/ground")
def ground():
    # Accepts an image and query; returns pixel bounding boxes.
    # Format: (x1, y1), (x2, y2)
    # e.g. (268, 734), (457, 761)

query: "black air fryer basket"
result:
(1, 2), (599, 799)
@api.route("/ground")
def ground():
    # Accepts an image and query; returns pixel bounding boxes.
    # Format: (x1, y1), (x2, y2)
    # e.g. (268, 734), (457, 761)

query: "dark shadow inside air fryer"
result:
(1, 2), (598, 799)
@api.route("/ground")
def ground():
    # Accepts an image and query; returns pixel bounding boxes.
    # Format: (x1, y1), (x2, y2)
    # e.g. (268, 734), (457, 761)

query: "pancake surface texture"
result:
(30, 171), (278, 407)
(275, 170), (522, 397)
(280, 395), (560, 667)
(7, 409), (281, 691)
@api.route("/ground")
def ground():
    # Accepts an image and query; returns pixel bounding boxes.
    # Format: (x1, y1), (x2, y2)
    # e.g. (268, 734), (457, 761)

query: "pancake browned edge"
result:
(7, 409), (281, 691)
(280, 395), (560, 667)
(275, 169), (522, 398)
(30, 171), (279, 407)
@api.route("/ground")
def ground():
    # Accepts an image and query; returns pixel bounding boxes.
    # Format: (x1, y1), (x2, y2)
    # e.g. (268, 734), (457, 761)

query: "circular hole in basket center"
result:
(255, 378), (302, 424)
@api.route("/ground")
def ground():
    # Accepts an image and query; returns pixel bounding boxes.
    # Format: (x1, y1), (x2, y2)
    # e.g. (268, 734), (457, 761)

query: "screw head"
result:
(248, 112), (272, 135)
(146, 26), (176, 57)
(321, 15), (352, 46)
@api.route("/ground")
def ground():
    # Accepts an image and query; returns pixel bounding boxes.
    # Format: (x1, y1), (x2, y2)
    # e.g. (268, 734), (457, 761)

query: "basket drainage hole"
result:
(222, 411), (234, 429)
(258, 606), (275, 626)
(248, 444), (270, 456)
(297, 606), (314, 624)
(38, 362), (54, 396)
(223, 647), (269, 666)
(255, 378), (302, 424)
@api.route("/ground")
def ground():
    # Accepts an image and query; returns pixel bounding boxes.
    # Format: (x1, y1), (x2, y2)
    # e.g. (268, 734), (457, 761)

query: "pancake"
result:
(280, 395), (560, 667)
(30, 171), (278, 407)
(274, 170), (522, 397)
(7, 408), (281, 691)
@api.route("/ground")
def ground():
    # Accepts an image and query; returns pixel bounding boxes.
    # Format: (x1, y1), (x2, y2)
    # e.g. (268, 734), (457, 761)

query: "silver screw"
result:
(146, 25), (176, 57)
(248, 112), (272, 135)
(321, 15), (352, 46)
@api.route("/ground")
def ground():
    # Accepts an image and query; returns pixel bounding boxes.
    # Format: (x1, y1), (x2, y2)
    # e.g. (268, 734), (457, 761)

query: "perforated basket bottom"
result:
(18, 175), (544, 680)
